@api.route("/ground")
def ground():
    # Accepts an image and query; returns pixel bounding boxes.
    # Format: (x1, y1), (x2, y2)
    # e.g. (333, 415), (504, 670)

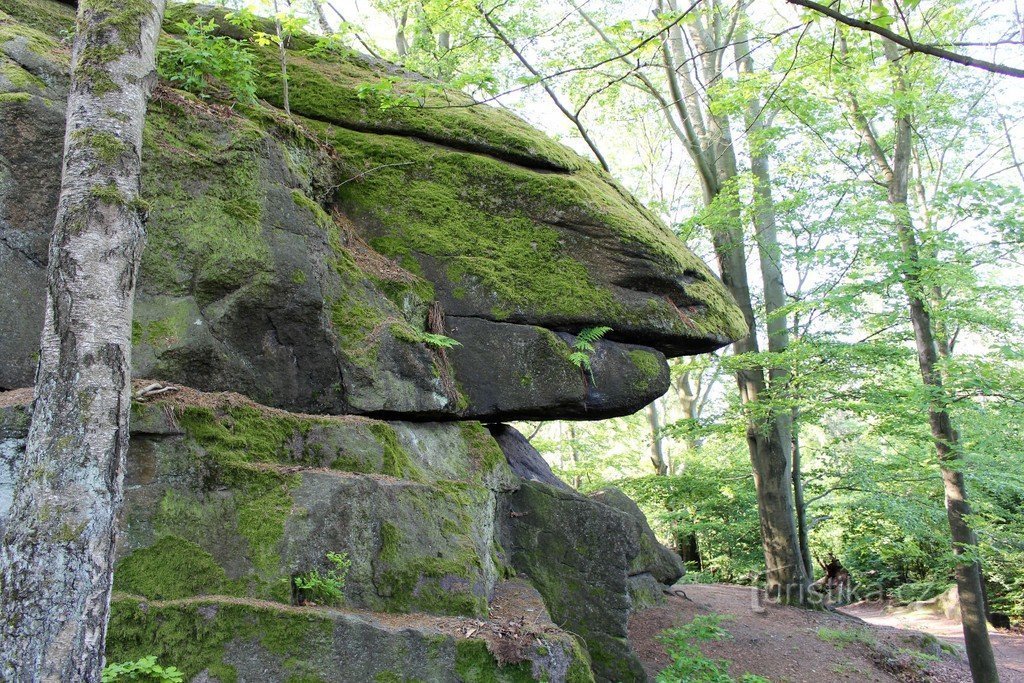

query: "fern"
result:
(568, 327), (612, 383)
(574, 326), (612, 351)
(418, 332), (462, 349)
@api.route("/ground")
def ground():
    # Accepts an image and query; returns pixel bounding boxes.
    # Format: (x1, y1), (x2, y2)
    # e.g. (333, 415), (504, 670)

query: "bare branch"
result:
(786, 0), (1024, 78)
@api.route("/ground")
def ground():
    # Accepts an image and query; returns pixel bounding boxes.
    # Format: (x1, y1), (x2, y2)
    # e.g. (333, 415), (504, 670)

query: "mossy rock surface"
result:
(500, 481), (666, 683)
(105, 592), (592, 682)
(109, 400), (516, 616)
(0, 0), (741, 421)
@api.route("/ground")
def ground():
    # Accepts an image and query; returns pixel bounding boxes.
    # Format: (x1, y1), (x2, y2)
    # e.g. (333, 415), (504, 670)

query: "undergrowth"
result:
(102, 656), (184, 682)
(655, 614), (769, 683)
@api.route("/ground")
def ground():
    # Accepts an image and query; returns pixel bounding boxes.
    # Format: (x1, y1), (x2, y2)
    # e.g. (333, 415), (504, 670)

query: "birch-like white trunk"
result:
(0, 1), (166, 680)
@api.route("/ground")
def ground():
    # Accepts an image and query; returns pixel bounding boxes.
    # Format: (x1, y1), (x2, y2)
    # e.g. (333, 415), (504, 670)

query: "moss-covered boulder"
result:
(0, 393), (599, 681)
(499, 479), (684, 683)
(2, 396), (511, 615)
(589, 486), (686, 609)
(500, 482), (642, 682)
(104, 584), (594, 682)
(0, 0), (742, 420)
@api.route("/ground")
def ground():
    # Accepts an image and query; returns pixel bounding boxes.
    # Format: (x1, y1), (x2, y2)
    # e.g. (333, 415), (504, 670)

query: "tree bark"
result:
(663, 0), (809, 603)
(311, 0), (331, 35)
(875, 39), (999, 683)
(791, 414), (813, 577)
(646, 399), (669, 475)
(0, 1), (166, 679)
(575, 0), (808, 601)
(273, 0), (291, 115)
(736, 25), (814, 582)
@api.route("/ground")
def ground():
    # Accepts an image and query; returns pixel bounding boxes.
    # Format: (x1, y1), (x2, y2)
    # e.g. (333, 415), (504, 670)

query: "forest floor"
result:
(841, 600), (1024, 681)
(629, 583), (1024, 682)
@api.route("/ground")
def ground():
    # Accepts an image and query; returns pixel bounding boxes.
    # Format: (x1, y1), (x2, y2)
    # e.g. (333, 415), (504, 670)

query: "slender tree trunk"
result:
(736, 26), (815, 583)
(273, 0), (290, 115)
(790, 413), (813, 577)
(897, 159), (999, 683)
(879, 40), (999, 683)
(646, 399), (669, 475)
(568, 423), (582, 489)
(665, 1), (808, 603)
(576, 0), (807, 600)
(395, 8), (409, 56)
(311, 0), (331, 35)
(0, 1), (166, 679)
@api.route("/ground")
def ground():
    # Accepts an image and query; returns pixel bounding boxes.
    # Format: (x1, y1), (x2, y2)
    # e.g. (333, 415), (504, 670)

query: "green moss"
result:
(0, 90), (29, 103)
(0, 7), (70, 63)
(90, 182), (127, 204)
(329, 289), (387, 366)
(140, 101), (271, 302)
(106, 598), (334, 681)
(85, 0), (151, 50)
(0, 56), (45, 90)
(376, 548), (486, 617)
(454, 640), (533, 683)
(372, 489), (491, 617)
(369, 423), (423, 481)
(291, 268), (308, 284)
(627, 349), (663, 391)
(539, 329), (573, 363)
(75, 127), (129, 163)
(166, 405), (326, 596)
(379, 521), (402, 563)
(0, 0), (75, 36)
(458, 422), (506, 474)
(328, 128), (615, 321)
(236, 32), (584, 172)
(565, 637), (595, 683)
(114, 536), (228, 600)
(69, 0), (154, 95)
(177, 405), (320, 465)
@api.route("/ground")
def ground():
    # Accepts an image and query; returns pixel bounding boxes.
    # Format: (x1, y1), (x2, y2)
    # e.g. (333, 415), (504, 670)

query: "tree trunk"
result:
(568, 423), (582, 490)
(311, 0), (331, 34)
(646, 399), (669, 475)
(0, 1), (166, 680)
(670, 2), (808, 603)
(395, 8), (409, 56)
(736, 26), (814, 583)
(791, 414), (813, 578)
(273, 0), (290, 115)
(880, 39), (999, 683)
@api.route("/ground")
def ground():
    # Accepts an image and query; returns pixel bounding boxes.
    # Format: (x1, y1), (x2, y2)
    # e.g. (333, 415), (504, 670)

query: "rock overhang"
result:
(0, 0), (745, 422)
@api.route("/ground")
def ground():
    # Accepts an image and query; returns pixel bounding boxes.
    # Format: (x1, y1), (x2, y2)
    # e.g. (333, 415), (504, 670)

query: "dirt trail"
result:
(841, 601), (1024, 682)
(629, 583), (1011, 682)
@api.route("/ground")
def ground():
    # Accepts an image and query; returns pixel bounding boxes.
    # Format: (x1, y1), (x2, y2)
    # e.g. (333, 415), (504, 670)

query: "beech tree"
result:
(0, 0), (167, 679)
(835, 33), (1001, 683)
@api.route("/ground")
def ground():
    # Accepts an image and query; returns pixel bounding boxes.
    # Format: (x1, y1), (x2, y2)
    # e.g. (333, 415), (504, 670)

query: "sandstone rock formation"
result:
(0, 1), (743, 680)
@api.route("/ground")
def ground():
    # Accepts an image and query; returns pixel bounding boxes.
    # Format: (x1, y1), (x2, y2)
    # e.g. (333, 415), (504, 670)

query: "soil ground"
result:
(630, 583), (1024, 682)
(842, 600), (1024, 682)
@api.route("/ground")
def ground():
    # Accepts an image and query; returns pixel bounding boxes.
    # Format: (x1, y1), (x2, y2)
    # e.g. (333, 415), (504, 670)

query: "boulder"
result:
(0, 1), (743, 421)
(589, 486), (685, 609)
(0, 394), (593, 682)
(500, 481), (679, 683)
(487, 423), (573, 491)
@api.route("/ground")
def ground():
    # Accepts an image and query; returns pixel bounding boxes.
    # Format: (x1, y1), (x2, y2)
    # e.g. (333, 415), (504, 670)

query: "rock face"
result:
(0, 1), (742, 421)
(0, 1), (738, 680)
(1, 396), (594, 682)
(496, 445), (685, 682)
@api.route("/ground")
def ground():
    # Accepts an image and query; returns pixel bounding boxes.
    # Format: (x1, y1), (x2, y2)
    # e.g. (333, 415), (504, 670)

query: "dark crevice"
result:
(291, 110), (572, 175)
(0, 233), (45, 268)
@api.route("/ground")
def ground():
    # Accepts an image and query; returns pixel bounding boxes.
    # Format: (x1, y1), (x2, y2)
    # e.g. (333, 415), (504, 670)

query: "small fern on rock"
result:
(568, 326), (612, 382)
